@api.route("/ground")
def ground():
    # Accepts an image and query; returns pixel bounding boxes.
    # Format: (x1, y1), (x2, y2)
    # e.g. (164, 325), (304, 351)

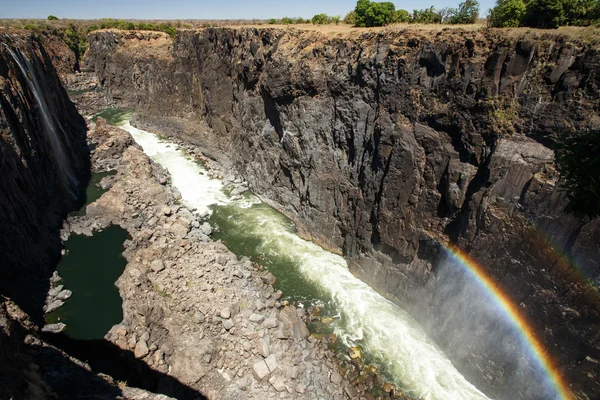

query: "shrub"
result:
(555, 128), (600, 219)
(311, 13), (330, 24)
(449, 0), (480, 23)
(488, 0), (526, 27)
(355, 0), (397, 26)
(268, 18), (277, 24)
(411, 6), (442, 23)
(295, 17), (306, 23)
(331, 15), (341, 24)
(47, 15), (59, 21)
(344, 10), (357, 24)
(281, 17), (294, 24)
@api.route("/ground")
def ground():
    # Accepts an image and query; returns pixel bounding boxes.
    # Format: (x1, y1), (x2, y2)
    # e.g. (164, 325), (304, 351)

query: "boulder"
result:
(253, 360), (270, 380)
(134, 340), (149, 359)
(150, 259), (165, 272)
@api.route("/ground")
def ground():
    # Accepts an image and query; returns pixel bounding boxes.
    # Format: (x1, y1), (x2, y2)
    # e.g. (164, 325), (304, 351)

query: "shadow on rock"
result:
(42, 332), (207, 400)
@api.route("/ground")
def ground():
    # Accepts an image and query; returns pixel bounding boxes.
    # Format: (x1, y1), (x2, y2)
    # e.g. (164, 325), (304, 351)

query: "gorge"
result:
(1, 25), (599, 400)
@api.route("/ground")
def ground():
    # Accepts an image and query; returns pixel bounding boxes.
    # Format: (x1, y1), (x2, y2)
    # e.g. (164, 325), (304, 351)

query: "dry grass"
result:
(2, 18), (600, 44)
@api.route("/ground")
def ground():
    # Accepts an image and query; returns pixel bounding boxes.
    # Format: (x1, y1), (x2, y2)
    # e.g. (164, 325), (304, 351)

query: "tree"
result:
(438, 7), (455, 23)
(555, 128), (600, 219)
(521, 0), (567, 27)
(268, 18), (277, 24)
(47, 15), (59, 20)
(411, 6), (442, 23)
(344, 10), (357, 24)
(354, 0), (397, 27)
(280, 17), (294, 24)
(311, 13), (330, 24)
(394, 9), (411, 22)
(488, 0), (526, 27)
(449, 0), (480, 23)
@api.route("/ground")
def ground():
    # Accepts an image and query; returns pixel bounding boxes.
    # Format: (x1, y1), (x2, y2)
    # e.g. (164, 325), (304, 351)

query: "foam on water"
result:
(125, 120), (491, 400)
(121, 122), (228, 215)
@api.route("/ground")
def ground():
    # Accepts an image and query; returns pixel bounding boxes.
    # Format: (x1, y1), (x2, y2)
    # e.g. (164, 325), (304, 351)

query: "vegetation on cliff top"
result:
(489, 0), (600, 28)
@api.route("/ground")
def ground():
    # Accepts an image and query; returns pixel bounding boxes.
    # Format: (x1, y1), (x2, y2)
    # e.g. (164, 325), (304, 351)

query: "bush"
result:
(394, 9), (411, 22)
(555, 128), (600, 219)
(355, 0), (397, 26)
(488, 0), (526, 27)
(268, 18), (277, 24)
(295, 17), (306, 23)
(331, 15), (341, 24)
(281, 17), (294, 24)
(47, 15), (59, 21)
(411, 6), (442, 23)
(449, 0), (480, 23)
(344, 10), (357, 24)
(311, 13), (330, 24)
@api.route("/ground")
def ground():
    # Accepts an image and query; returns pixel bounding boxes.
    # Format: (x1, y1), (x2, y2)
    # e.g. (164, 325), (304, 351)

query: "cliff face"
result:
(89, 28), (600, 399)
(0, 32), (89, 320)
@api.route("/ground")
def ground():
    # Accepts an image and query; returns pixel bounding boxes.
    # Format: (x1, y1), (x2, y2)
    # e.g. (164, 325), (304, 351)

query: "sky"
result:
(1, 0), (495, 20)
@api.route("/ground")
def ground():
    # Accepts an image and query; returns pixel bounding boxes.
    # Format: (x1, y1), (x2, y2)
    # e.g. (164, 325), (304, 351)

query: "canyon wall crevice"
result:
(89, 27), (600, 399)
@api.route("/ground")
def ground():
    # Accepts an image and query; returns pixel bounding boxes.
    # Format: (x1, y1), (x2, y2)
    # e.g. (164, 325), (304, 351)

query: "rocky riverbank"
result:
(59, 113), (396, 399)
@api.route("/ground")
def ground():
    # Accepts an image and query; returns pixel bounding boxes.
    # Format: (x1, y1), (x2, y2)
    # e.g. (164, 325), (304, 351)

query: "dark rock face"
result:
(89, 28), (600, 399)
(0, 33), (90, 321)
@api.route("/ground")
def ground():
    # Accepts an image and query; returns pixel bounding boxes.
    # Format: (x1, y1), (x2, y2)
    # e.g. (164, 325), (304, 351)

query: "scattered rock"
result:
(134, 340), (149, 359)
(253, 360), (270, 380)
(42, 323), (66, 334)
(150, 259), (165, 272)
(223, 319), (234, 330)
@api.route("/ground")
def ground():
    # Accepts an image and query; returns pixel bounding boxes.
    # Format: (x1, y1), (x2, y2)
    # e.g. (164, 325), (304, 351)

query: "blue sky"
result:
(1, 0), (495, 20)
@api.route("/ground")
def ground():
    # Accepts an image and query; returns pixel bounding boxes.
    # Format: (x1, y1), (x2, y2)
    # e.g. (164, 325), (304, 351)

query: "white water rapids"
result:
(122, 121), (491, 400)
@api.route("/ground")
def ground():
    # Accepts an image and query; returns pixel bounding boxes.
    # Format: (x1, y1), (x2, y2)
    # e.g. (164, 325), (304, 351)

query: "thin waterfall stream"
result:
(4, 46), (77, 193)
(115, 117), (491, 400)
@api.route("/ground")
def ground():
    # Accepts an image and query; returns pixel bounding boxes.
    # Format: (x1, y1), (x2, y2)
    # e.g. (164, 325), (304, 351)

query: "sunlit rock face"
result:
(0, 33), (89, 320)
(88, 28), (600, 399)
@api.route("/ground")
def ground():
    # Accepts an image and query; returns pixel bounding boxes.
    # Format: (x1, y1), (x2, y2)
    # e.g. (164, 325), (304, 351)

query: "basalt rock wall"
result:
(89, 28), (600, 399)
(0, 32), (89, 320)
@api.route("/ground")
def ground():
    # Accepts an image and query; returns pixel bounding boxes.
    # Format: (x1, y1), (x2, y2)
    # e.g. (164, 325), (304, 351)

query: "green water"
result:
(207, 194), (344, 345)
(209, 198), (332, 307)
(73, 170), (117, 216)
(46, 226), (129, 340)
(90, 108), (133, 125)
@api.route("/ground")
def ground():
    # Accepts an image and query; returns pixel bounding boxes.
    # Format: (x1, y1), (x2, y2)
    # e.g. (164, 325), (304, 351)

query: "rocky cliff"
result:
(88, 27), (600, 399)
(0, 32), (89, 320)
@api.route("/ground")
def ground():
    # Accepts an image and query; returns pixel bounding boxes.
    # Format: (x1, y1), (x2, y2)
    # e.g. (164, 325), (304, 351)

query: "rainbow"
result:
(444, 244), (573, 400)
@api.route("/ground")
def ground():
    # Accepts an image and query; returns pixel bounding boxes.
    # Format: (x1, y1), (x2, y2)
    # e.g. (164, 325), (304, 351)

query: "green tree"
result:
(354, 0), (397, 26)
(488, 0), (526, 27)
(344, 10), (357, 24)
(311, 13), (330, 24)
(411, 6), (442, 23)
(555, 128), (600, 219)
(521, 0), (567, 27)
(281, 17), (294, 24)
(394, 9), (411, 22)
(47, 15), (59, 20)
(449, 0), (480, 23)
(268, 18), (277, 24)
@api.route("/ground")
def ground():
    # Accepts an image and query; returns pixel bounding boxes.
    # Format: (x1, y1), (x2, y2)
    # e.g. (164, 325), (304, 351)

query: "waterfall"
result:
(3, 44), (77, 195)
